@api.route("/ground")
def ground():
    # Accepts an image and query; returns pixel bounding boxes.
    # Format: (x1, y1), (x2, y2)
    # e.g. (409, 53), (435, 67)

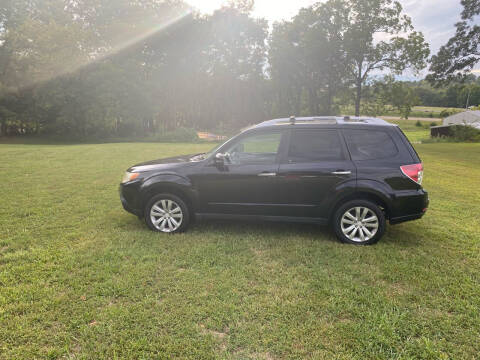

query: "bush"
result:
(451, 125), (480, 142)
(430, 122), (438, 127)
(150, 127), (199, 143)
(415, 120), (422, 127)
(439, 110), (451, 118)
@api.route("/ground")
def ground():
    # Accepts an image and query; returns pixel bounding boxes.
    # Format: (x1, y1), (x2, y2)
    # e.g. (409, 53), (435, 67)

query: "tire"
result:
(333, 199), (386, 245)
(144, 193), (190, 233)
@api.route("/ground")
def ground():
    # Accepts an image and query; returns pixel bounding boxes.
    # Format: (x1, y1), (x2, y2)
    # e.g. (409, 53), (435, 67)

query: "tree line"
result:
(0, 0), (477, 138)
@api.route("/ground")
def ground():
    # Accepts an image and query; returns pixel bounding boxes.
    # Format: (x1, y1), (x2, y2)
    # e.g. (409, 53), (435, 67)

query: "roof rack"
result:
(274, 117), (338, 125)
(256, 116), (392, 129)
(342, 116), (367, 123)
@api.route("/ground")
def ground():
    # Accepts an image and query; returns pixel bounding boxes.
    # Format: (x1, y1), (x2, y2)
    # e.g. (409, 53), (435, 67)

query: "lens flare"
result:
(13, 8), (193, 92)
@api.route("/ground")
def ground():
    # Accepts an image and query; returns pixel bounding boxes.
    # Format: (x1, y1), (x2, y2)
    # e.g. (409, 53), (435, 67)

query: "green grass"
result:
(386, 120), (437, 143)
(340, 105), (464, 119)
(413, 106), (463, 114)
(1, 141), (480, 359)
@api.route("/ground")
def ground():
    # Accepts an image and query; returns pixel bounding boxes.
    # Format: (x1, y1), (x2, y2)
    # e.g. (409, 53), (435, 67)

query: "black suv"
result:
(120, 117), (428, 245)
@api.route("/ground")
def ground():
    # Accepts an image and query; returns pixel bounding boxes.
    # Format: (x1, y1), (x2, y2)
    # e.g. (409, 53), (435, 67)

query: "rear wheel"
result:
(144, 194), (190, 233)
(333, 200), (385, 245)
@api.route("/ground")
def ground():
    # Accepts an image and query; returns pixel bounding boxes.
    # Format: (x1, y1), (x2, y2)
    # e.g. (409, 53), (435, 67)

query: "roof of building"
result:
(467, 110), (480, 117)
(445, 110), (480, 119)
(254, 116), (393, 129)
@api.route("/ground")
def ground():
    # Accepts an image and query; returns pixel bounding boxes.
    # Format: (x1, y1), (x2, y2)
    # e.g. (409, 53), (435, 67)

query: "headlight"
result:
(122, 172), (140, 183)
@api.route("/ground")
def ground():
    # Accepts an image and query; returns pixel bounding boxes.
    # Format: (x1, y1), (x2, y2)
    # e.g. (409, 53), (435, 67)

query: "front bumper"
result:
(119, 182), (142, 217)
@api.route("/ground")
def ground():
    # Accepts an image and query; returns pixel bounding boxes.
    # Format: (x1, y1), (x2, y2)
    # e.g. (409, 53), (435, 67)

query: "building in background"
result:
(431, 111), (480, 137)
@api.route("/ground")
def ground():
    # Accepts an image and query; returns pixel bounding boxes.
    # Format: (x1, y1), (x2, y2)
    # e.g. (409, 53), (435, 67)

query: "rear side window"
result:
(288, 130), (345, 163)
(343, 129), (398, 160)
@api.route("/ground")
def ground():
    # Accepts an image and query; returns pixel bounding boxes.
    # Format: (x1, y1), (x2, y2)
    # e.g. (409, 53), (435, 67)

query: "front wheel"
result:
(144, 194), (190, 233)
(333, 200), (386, 245)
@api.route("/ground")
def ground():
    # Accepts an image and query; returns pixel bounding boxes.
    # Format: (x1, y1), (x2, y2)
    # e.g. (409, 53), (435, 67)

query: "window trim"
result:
(282, 128), (348, 164)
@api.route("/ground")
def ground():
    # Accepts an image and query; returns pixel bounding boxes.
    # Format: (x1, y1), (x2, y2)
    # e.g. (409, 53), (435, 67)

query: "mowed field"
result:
(1, 139), (480, 359)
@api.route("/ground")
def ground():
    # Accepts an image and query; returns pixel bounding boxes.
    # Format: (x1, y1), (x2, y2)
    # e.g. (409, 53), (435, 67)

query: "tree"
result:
(300, 1), (351, 115)
(344, 0), (429, 116)
(0, 0), (93, 135)
(201, 6), (269, 128)
(427, 0), (480, 85)
(385, 79), (419, 119)
(269, 0), (351, 117)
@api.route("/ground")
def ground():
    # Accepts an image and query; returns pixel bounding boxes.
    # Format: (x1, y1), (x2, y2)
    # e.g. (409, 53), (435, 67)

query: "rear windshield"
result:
(343, 129), (398, 161)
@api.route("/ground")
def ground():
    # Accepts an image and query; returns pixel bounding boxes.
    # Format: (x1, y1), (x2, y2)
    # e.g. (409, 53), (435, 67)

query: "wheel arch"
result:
(140, 179), (196, 216)
(329, 189), (392, 221)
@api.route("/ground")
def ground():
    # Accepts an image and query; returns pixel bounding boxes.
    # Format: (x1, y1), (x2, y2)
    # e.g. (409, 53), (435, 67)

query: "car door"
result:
(194, 129), (287, 215)
(275, 128), (356, 219)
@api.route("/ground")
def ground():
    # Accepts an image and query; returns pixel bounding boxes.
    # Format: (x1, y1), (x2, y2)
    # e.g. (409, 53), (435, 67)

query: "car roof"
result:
(251, 116), (394, 130)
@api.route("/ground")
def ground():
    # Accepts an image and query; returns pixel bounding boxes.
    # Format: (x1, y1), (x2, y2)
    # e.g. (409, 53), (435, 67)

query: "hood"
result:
(128, 154), (203, 173)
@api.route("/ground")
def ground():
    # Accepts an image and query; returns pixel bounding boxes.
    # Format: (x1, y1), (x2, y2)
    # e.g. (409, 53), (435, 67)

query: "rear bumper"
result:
(389, 189), (429, 224)
(390, 212), (426, 224)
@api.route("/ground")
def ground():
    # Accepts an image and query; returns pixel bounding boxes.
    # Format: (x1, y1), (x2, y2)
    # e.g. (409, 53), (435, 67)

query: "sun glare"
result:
(20, 8), (193, 91)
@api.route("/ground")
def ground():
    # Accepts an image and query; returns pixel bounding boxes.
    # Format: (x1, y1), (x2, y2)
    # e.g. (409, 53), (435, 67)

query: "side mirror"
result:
(214, 152), (230, 165)
(215, 152), (225, 164)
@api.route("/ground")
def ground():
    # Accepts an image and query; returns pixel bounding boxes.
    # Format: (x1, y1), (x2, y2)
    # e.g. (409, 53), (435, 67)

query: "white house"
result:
(443, 111), (480, 129)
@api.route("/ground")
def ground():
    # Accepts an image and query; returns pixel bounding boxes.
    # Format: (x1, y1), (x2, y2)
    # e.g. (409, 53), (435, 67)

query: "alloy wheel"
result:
(150, 199), (183, 233)
(340, 206), (379, 243)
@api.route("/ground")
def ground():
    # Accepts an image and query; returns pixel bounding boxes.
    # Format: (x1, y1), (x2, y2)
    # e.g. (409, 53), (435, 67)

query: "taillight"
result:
(400, 163), (423, 185)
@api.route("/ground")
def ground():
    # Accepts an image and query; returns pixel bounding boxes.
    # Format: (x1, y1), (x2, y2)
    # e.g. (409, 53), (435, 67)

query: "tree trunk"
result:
(34, 118), (39, 135)
(308, 87), (318, 115)
(0, 117), (5, 137)
(355, 77), (362, 117)
(326, 82), (334, 116)
(295, 88), (302, 116)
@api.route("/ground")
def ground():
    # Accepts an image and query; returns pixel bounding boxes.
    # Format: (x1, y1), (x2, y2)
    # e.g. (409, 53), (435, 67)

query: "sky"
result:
(185, 0), (464, 55)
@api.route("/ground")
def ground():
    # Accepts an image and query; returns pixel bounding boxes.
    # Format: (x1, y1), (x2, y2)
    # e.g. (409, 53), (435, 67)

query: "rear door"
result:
(276, 128), (356, 218)
(342, 128), (419, 191)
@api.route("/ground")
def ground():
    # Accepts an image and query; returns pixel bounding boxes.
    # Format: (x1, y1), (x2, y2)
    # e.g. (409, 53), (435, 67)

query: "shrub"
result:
(430, 122), (438, 127)
(451, 125), (480, 142)
(415, 120), (422, 127)
(439, 109), (451, 118)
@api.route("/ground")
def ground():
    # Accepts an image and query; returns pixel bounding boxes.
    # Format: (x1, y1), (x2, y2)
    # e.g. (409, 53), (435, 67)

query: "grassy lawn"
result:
(385, 119), (437, 143)
(412, 106), (463, 117)
(340, 105), (463, 119)
(1, 141), (479, 359)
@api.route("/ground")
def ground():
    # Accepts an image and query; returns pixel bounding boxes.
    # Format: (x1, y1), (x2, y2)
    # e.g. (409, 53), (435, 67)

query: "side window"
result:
(224, 131), (282, 165)
(287, 130), (345, 163)
(344, 129), (398, 160)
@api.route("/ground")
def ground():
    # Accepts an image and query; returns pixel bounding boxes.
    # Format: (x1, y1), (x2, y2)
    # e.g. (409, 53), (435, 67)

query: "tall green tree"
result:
(427, 0), (480, 85)
(269, 0), (351, 117)
(0, 0), (92, 135)
(344, 0), (429, 116)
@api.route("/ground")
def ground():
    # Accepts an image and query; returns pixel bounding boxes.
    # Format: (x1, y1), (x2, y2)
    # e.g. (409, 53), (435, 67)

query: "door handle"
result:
(331, 171), (351, 175)
(258, 172), (277, 177)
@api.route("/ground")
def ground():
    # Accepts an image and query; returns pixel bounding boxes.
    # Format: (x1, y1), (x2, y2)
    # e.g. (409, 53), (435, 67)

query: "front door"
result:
(276, 128), (356, 219)
(195, 130), (287, 215)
